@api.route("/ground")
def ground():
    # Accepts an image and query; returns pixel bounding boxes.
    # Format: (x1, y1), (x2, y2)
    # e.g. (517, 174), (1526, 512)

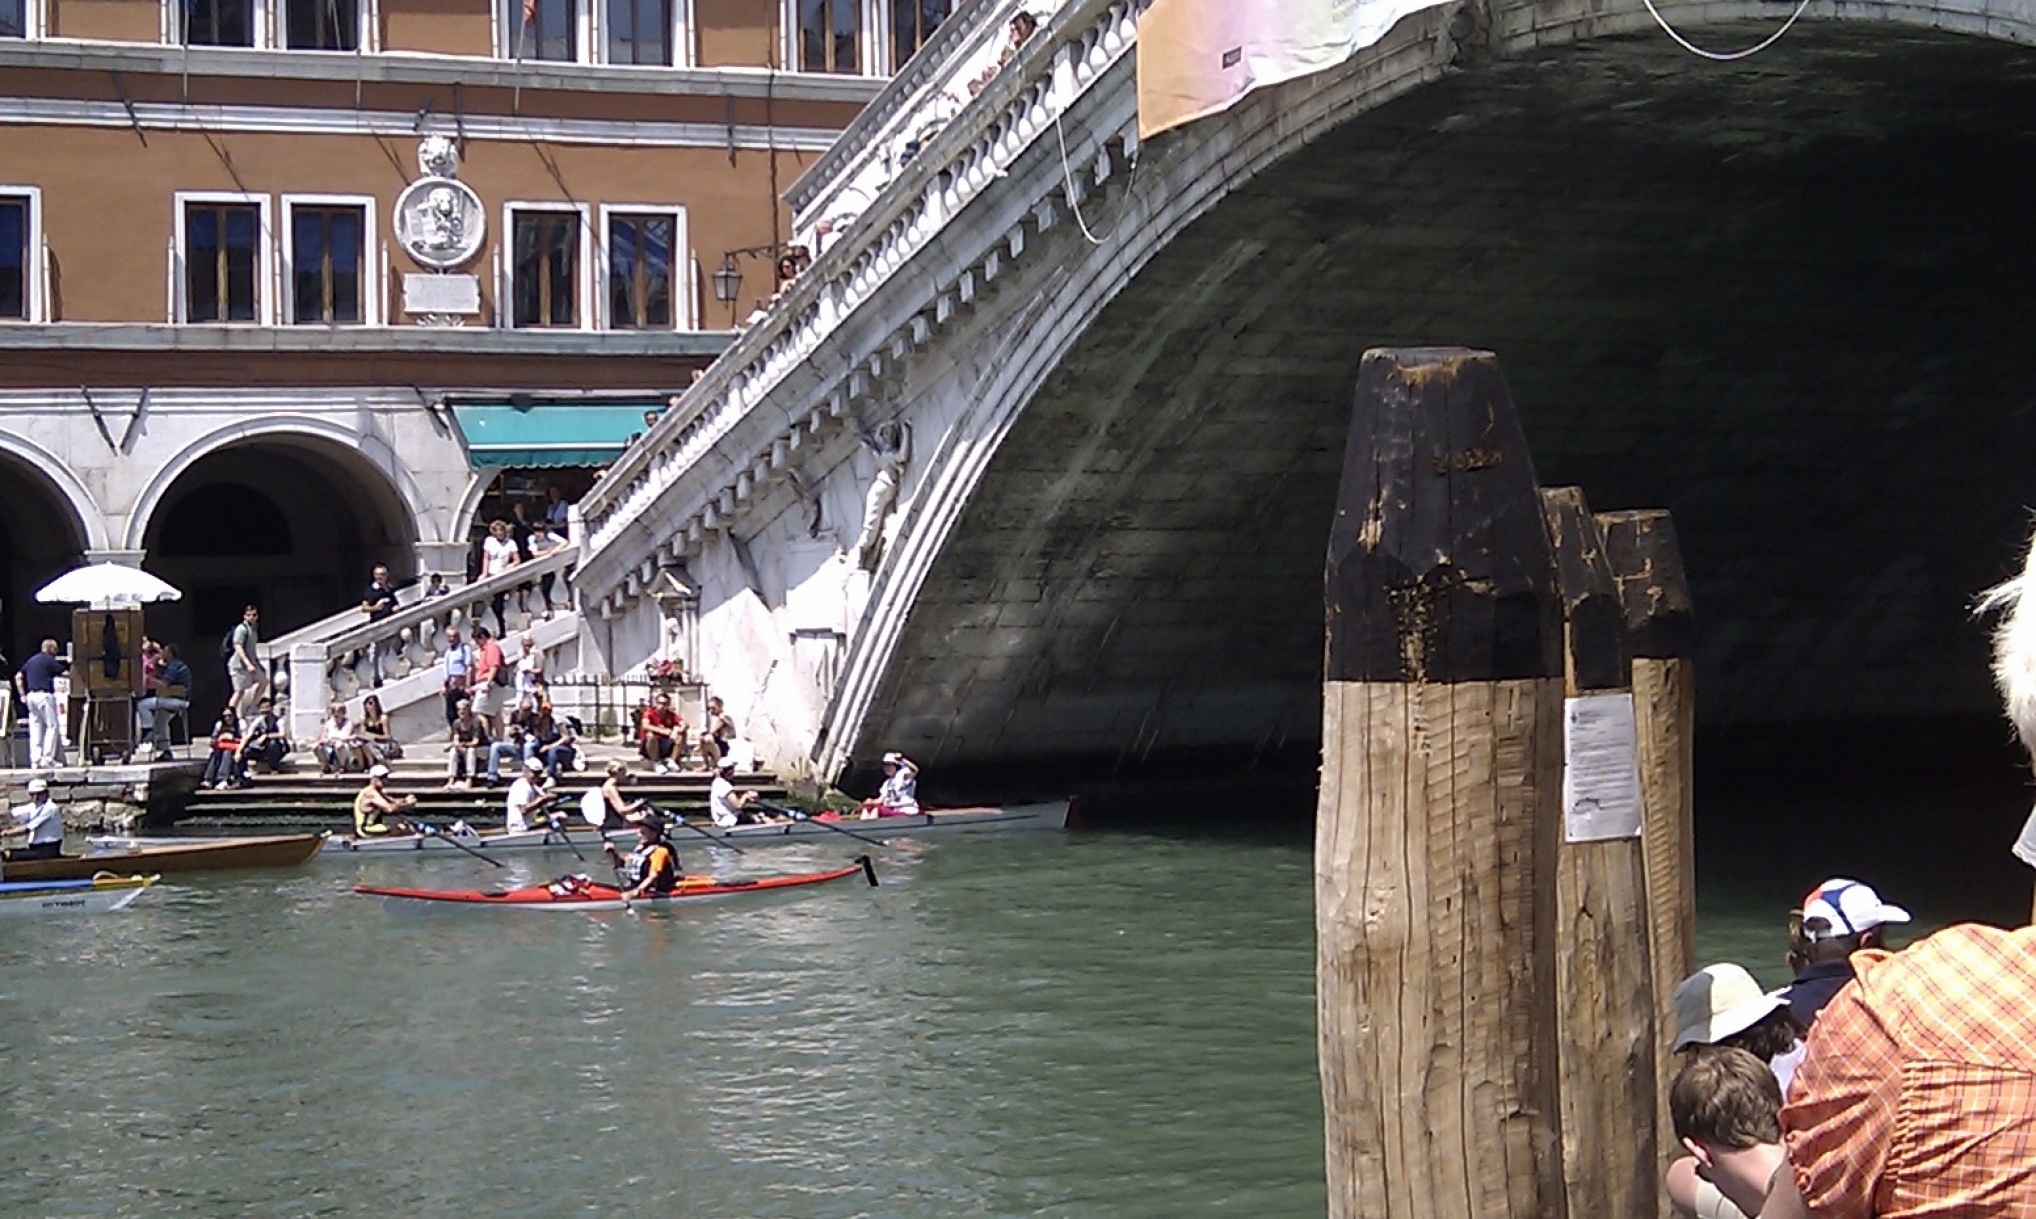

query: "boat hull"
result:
(4, 833), (327, 881)
(321, 826), (607, 854)
(355, 858), (877, 911)
(632, 799), (1074, 845)
(0, 874), (157, 914)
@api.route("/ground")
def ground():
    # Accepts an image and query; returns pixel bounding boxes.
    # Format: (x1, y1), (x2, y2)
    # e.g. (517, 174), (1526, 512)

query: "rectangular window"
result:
(284, 0), (358, 49)
(797, 0), (859, 73)
(0, 196), (26, 320)
(183, 0), (254, 45)
(0, 0), (27, 38)
(184, 201), (261, 323)
(290, 204), (364, 324)
(605, 0), (668, 64)
(512, 210), (580, 328)
(890, 0), (947, 68)
(510, 0), (576, 60)
(606, 211), (674, 329)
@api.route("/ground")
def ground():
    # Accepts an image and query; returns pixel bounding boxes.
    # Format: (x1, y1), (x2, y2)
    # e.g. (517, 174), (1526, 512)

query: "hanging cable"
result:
(1639, 0), (1815, 61)
(1053, 109), (1137, 247)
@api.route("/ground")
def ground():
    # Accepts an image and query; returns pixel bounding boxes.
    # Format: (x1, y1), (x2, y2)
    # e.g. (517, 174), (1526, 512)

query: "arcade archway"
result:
(141, 436), (417, 715)
(0, 456), (90, 675)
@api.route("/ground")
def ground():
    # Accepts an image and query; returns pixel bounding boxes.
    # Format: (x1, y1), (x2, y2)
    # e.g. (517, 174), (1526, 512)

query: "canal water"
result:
(0, 809), (2024, 1218)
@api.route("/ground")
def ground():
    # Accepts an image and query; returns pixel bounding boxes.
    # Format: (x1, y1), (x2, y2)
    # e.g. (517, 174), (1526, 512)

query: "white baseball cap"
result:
(368, 764), (391, 779)
(523, 757), (546, 772)
(25, 778), (49, 794)
(1671, 963), (1789, 1049)
(1801, 878), (1911, 941)
(881, 751), (903, 765)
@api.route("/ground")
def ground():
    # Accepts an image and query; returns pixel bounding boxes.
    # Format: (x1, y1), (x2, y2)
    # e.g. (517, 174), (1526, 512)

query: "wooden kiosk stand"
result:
(71, 607), (144, 764)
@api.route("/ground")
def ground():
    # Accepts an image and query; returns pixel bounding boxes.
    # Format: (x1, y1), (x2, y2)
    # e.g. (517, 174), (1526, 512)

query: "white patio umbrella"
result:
(34, 562), (183, 609)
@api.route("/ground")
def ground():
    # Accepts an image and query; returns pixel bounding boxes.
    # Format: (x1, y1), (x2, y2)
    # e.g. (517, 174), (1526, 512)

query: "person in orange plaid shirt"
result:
(1724, 921), (2036, 1217)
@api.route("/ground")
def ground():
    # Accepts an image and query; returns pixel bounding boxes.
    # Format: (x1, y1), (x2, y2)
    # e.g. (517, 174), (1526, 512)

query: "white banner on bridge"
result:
(1139, 0), (1441, 139)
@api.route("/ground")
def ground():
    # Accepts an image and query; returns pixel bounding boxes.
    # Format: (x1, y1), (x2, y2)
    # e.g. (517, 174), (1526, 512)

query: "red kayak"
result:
(355, 856), (878, 911)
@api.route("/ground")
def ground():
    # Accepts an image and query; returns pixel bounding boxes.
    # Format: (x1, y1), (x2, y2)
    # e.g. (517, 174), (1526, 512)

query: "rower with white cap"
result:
(859, 750), (920, 820)
(3, 778), (65, 860)
(503, 755), (556, 834)
(1781, 877), (1912, 1028)
(353, 764), (419, 838)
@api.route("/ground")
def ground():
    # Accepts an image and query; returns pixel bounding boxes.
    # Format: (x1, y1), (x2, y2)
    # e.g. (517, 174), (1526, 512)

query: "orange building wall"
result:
(49, 0), (161, 42)
(381, 0), (495, 57)
(37, 0), (804, 65)
(0, 125), (819, 324)
(694, 0), (781, 68)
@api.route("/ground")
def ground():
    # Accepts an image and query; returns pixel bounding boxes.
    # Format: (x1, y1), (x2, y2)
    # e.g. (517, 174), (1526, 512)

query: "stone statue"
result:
(418, 135), (461, 180)
(853, 420), (910, 572)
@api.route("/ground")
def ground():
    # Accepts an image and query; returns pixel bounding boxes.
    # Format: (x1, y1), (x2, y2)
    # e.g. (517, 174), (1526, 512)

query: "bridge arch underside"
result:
(860, 26), (2036, 794)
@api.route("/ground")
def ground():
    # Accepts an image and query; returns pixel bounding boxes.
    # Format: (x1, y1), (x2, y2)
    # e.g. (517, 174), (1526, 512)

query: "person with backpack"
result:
(224, 605), (264, 720)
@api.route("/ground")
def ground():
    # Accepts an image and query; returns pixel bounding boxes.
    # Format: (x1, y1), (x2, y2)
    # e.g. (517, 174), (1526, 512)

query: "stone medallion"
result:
(394, 176), (487, 270)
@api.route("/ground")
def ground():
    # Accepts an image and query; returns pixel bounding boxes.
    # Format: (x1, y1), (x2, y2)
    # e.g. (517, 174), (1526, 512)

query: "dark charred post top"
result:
(1541, 487), (1628, 692)
(1596, 510), (1695, 661)
(1326, 348), (1560, 683)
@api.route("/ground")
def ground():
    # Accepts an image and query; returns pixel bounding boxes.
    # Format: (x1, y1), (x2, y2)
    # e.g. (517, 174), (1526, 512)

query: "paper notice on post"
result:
(1563, 693), (1645, 843)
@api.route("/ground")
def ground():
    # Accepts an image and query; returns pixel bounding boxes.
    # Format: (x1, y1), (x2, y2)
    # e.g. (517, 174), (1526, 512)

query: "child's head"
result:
(1670, 1046), (1787, 1214)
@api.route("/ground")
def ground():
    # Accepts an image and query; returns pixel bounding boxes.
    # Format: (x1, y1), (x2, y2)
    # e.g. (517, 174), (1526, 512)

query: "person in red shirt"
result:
(637, 691), (686, 775)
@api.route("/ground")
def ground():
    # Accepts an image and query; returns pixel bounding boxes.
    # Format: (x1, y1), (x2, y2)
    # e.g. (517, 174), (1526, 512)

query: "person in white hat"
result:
(859, 750), (920, 820)
(503, 755), (555, 835)
(2, 777), (65, 860)
(353, 764), (419, 838)
(708, 756), (762, 829)
(1671, 963), (1805, 1090)
(1781, 878), (1910, 1028)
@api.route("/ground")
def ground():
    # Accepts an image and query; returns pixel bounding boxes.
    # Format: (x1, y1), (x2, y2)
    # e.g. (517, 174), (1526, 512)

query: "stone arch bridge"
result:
(570, 0), (2036, 791)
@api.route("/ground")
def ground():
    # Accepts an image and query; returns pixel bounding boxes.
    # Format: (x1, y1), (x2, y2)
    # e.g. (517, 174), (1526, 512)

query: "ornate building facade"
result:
(0, 0), (954, 706)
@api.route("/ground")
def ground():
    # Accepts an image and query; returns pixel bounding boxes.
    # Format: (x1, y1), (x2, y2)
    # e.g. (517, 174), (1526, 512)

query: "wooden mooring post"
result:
(1317, 348), (1568, 1219)
(1599, 506), (1698, 1195)
(1542, 487), (1658, 1219)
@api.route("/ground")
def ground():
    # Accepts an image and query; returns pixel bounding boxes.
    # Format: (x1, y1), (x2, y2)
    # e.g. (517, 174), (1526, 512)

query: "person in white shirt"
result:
(503, 757), (553, 834)
(860, 750), (921, 819)
(3, 778), (65, 860)
(709, 757), (759, 829)
(479, 518), (521, 637)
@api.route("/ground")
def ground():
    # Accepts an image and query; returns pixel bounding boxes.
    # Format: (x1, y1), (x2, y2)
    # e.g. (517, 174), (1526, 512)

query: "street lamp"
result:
(712, 256), (743, 304)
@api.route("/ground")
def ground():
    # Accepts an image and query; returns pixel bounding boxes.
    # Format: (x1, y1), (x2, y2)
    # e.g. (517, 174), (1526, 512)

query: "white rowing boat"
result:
(320, 824), (609, 854)
(632, 799), (1075, 845)
(0, 873), (158, 914)
(90, 826), (602, 856)
(93, 799), (1074, 858)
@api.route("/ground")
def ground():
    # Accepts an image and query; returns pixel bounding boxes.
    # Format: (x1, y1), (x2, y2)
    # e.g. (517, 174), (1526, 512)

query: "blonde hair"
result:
(605, 760), (629, 779)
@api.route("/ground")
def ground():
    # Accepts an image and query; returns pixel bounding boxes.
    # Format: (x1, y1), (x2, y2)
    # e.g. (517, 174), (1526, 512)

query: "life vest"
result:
(620, 841), (679, 893)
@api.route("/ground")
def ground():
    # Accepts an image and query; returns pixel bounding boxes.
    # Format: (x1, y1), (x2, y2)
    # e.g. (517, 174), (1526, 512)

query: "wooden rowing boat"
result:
(0, 874), (158, 914)
(355, 857), (878, 911)
(3, 833), (327, 881)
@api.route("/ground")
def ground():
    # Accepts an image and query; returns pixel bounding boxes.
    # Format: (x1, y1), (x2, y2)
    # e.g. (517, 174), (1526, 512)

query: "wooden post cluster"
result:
(1317, 348), (1567, 1219)
(1317, 350), (1698, 1219)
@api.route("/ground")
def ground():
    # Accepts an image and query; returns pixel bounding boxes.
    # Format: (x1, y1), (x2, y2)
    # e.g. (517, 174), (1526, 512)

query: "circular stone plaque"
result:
(393, 176), (487, 270)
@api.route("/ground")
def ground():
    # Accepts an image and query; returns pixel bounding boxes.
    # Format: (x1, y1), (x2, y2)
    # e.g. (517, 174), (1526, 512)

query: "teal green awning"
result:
(449, 402), (657, 469)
